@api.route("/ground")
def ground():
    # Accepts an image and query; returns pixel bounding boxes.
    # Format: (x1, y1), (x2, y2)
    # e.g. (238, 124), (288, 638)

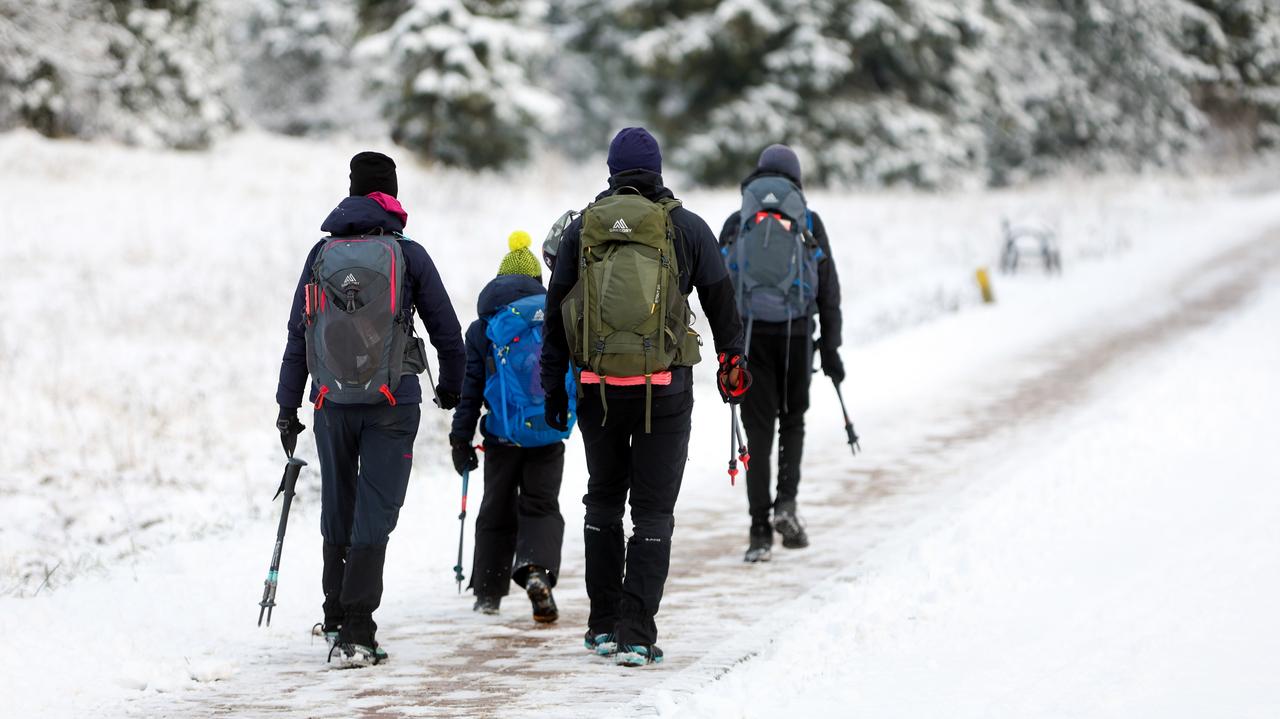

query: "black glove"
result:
(716, 353), (752, 404)
(544, 386), (569, 432)
(434, 385), (460, 410)
(821, 347), (846, 385)
(449, 436), (478, 477)
(276, 406), (305, 458)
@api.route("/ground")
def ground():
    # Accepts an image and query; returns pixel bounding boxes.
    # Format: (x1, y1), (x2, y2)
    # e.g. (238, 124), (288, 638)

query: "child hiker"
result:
(450, 231), (576, 622)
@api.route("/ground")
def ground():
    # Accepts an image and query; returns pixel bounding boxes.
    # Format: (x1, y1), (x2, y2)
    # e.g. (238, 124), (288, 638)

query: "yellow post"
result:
(975, 267), (995, 304)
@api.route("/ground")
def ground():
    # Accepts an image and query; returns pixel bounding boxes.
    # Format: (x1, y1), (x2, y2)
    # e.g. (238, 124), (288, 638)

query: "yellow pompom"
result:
(508, 230), (532, 251)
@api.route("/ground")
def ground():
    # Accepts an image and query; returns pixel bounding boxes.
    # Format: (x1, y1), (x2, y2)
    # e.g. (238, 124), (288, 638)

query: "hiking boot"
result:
(773, 501), (809, 549)
(473, 595), (502, 615)
(525, 567), (558, 623)
(327, 614), (386, 668)
(742, 519), (768, 560)
(312, 622), (340, 650)
(616, 644), (663, 667)
(584, 630), (617, 656)
(329, 641), (388, 668)
(742, 532), (768, 560)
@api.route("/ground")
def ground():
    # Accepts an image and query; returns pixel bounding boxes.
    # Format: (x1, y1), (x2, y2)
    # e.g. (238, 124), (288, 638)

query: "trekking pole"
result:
(726, 404), (751, 486)
(727, 406), (739, 486)
(733, 406), (751, 472)
(452, 451), (476, 593)
(833, 381), (862, 456)
(258, 456), (306, 627)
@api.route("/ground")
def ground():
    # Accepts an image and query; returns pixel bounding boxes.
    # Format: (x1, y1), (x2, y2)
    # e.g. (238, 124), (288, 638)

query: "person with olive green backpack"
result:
(540, 128), (748, 667)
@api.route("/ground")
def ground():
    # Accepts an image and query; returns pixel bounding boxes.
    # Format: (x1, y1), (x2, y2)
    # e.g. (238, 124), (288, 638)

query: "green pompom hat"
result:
(498, 230), (542, 280)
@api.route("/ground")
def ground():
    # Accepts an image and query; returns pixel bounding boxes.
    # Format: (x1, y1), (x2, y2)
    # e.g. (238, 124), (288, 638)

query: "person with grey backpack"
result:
(718, 145), (844, 563)
(275, 151), (465, 666)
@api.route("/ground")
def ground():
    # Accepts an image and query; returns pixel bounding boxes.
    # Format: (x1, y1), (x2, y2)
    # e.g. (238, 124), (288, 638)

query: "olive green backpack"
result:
(560, 188), (702, 429)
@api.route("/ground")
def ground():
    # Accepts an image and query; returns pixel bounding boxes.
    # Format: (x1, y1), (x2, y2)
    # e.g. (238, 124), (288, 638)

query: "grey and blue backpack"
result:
(303, 234), (426, 407)
(723, 175), (821, 333)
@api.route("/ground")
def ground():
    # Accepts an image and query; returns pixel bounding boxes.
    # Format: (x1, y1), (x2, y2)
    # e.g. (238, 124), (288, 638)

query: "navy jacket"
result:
(718, 169), (843, 349)
(276, 195), (465, 408)
(541, 169), (744, 399)
(449, 274), (547, 444)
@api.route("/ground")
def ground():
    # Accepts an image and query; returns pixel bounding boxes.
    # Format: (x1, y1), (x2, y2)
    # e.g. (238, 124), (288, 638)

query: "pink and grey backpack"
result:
(303, 233), (421, 407)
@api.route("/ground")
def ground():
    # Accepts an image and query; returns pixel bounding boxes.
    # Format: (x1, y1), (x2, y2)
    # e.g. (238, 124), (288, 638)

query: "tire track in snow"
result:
(127, 230), (1280, 718)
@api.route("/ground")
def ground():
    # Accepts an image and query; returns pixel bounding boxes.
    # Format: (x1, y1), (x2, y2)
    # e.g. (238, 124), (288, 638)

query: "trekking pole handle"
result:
(424, 353), (441, 407)
(459, 468), (469, 520)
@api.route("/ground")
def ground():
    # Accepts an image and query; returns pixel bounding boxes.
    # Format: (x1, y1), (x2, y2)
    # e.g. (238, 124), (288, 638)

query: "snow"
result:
(660, 251), (1280, 719)
(2, 130), (1280, 716)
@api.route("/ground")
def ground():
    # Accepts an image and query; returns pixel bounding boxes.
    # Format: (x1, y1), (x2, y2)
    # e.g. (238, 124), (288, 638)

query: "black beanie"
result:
(349, 151), (398, 198)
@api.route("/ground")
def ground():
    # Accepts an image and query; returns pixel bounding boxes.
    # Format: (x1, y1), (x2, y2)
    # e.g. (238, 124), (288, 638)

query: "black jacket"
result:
(276, 195), (465, 408)
(450, 273), (547, 444)
(541, 169), (744, 398)
(718, 170), (843, 351)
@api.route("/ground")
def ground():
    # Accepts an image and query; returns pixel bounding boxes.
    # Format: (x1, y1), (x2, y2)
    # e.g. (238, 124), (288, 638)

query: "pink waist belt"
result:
(579, 370), (672, 386)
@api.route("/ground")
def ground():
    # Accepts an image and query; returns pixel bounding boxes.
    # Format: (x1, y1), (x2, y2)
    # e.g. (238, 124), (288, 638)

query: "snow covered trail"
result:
(663, 235), (1280, 719)
(104, 227), (1280, 717)
(5, 131), (1280, 717)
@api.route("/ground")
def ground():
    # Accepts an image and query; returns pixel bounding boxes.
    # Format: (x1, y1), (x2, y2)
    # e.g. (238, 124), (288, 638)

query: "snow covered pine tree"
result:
(356, 0), (559, 169)
(237, 0), (362, 136)
(0, 0), (233, 148)
(565, 0), (1280, 187)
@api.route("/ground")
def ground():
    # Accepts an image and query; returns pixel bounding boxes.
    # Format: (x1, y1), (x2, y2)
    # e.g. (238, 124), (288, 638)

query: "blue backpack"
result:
(483, 293), (576, 446)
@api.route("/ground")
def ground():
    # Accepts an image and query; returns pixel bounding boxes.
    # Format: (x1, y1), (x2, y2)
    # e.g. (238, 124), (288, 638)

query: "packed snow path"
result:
(114, 229), (1280, 717)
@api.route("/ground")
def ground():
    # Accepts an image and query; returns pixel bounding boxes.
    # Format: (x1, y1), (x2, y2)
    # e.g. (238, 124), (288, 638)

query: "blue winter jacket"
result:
(276, 195), (465, 408)
(449, 273), (547, 444)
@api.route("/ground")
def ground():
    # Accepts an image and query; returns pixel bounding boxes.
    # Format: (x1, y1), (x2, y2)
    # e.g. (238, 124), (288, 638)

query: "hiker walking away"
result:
(449, 231), (576, 623)
(541, 128), (748, 667)
(275, 151), (465, 666)
(719, 144), (843, 563)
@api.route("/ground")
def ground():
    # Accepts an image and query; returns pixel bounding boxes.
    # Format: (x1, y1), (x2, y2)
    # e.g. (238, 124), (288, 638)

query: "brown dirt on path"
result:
(128, 231), (1280, 718)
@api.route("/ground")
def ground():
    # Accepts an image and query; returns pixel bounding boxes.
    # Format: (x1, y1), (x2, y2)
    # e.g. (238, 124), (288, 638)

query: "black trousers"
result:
(578, 389), (692, 646)
(742, 332), (812, 530)
(313, 403), (420, 642)
(470, 441), (566, 597)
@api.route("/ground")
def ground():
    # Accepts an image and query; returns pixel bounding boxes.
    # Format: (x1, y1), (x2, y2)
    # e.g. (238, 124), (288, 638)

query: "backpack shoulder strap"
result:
(484, 320), (497, 376)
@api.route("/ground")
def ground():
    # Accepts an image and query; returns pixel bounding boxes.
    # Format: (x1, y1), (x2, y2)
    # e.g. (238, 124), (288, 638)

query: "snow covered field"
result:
(2, 131), (1279, 717)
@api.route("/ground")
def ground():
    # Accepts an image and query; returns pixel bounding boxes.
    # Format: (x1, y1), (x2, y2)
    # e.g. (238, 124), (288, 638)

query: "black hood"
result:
(741, 168), (802, 191)
(598, 168), (676, 203)
(320, 196), (406, 236)
(477, 274), (545, 317)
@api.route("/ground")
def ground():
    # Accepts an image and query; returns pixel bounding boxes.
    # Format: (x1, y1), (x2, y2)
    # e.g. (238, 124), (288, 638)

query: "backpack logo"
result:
(533, 309), (544, 322)
(342, 273), (359, 289)
(611, 218), (632, 234)
(762, 192), (779, 204)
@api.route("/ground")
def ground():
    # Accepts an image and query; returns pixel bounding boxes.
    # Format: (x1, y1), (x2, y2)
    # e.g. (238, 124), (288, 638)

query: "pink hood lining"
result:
(366, 191), (408, 227)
